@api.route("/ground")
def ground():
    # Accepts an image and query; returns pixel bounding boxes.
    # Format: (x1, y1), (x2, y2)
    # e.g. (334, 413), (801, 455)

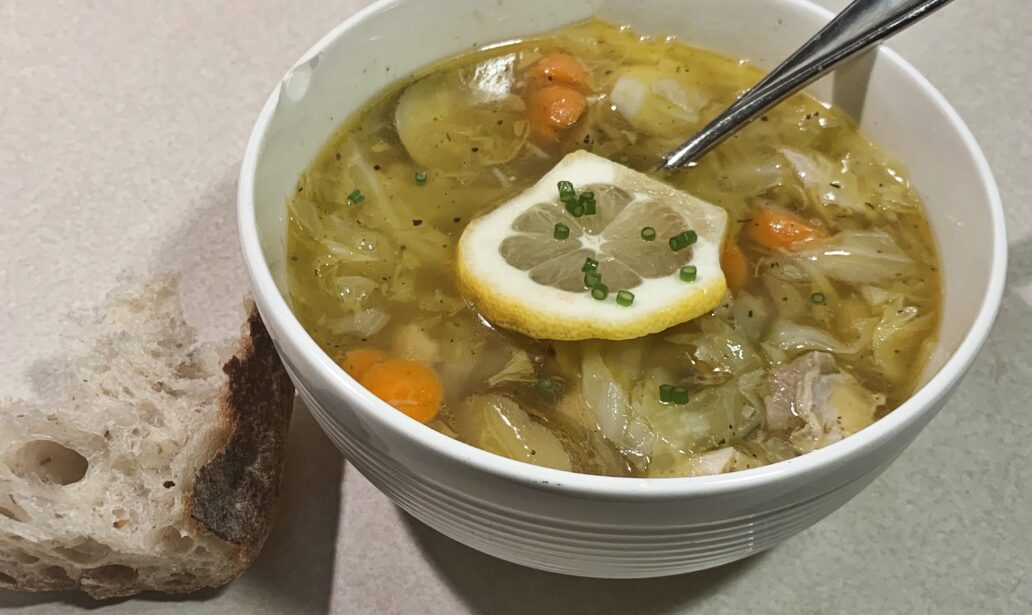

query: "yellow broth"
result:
(285, 20), (941, 477)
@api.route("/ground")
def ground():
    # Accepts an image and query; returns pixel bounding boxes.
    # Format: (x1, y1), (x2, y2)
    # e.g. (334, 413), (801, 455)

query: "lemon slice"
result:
(456, 150), (728, 340)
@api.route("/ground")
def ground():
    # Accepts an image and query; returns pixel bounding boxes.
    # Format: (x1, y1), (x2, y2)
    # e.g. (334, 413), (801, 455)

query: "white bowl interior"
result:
(250, 0), (998, 393)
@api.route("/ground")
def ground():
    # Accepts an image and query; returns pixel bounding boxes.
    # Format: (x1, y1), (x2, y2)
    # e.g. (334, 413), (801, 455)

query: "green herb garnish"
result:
(554, 223), (570, 240)
(668, 230), (698, 252)
(347, 189), (365, 204)
(679, 265), (698, 282)
(579, 192), (596, 215)
(590, 283), (609, 301)
(414, 170), (428, 186)
(616, 290), (635, 307)
(659, 384), (689, 405)
(670, 386), (690, 405)
(641, 227), (656, 241)
(659, 384), (674, 403)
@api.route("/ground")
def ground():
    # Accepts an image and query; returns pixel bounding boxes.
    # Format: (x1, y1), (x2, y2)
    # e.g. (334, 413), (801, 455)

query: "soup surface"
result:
(286, 20), (941, 477)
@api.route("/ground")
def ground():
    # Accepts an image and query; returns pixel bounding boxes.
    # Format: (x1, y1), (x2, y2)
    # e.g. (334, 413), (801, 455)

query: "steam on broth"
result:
(286, 20), (941, 478)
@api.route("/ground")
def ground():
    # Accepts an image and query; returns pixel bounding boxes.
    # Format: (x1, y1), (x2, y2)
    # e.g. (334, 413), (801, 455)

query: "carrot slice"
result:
(529, 52), (590, 89)
(337, 348), (390, 380)
(359, 359), (443, 424)
(721, 239), (749, 293)
(527, 85), (587, 138)
(748, 207), (827, 250)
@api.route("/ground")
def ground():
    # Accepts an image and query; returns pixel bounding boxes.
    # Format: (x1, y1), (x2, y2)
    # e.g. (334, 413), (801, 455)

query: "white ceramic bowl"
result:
(238, 0), (1006, 578)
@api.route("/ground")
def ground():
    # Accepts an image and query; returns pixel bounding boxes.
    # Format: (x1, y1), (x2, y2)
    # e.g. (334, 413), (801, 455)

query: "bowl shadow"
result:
(401, 512), (766, 615)
(234, 398), (344, 614)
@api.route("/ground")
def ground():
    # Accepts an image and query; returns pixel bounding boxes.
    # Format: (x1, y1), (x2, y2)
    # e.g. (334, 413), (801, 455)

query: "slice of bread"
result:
(0, 277), (294, 599)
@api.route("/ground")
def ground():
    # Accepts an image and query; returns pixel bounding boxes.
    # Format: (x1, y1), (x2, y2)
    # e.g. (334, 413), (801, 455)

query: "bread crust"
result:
(189, 302), (294, 563)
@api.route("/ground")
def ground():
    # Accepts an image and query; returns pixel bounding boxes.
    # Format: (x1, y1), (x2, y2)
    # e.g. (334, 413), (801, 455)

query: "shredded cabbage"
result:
(730, 290), (771, 346)
(457, 395), (572, 471)
(780, 148), (869, 219)
(768, 320), (871, 356)
(322, 308), (390, 338)
(633, 367), (763, 465)
(769, 230), (917, 285)
(417, 288), (467, 315)
(862, 287), (936, 382)
(780, 147), (919, 220)
(580, 348), (654, 463)
(486, 350), (537, 387)
(666, 316), (764, 377)
(815, 374), (885, 437)
(690, 447), (737, 476)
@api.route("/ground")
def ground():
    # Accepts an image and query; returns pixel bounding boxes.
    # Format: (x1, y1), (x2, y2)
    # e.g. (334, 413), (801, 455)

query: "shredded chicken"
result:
(763, 352), (885, 453)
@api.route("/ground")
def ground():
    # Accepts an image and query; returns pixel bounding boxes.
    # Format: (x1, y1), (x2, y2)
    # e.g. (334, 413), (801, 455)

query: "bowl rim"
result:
(237, 0), (1007, 500)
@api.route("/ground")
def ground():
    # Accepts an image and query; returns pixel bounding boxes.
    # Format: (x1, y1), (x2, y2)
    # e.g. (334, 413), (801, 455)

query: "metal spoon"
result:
(659, 0), (956, 170)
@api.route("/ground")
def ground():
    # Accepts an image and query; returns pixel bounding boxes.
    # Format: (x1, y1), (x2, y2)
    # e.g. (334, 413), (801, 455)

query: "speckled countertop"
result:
(1, 1), (1029, 613)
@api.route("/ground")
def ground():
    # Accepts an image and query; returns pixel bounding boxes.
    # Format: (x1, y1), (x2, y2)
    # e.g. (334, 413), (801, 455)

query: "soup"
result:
(285, 20), (941, 478)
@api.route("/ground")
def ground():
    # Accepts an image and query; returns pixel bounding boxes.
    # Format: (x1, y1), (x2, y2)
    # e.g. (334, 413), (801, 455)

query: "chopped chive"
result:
(641, 227), (656, 241)
(811, 292), (826, 304)
(571, 203), (585, 217)
(537, 376), (555, 393)
(659, 384), (689, 405)
(347, 189), (365, 204)
(617, 155), (630, 166)
(659, 384), (674, 403)
(668, 230), (698, 252)
(671, 386), (690, 405)
(554, 223), (570, 240)
(616, 290), (635, 307)
(557, 180), (575, 199)
(414, 170), (428, 185)
(579, 192), (596, 215)
(581, 257), (598, 272)
(584, 270), (602, 287)
(679, 265), (698, 282)
(590, 283), (609, 301)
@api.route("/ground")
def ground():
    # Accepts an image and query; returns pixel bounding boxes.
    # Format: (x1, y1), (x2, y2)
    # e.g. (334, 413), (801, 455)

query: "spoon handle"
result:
(659, 0), (956, 170)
